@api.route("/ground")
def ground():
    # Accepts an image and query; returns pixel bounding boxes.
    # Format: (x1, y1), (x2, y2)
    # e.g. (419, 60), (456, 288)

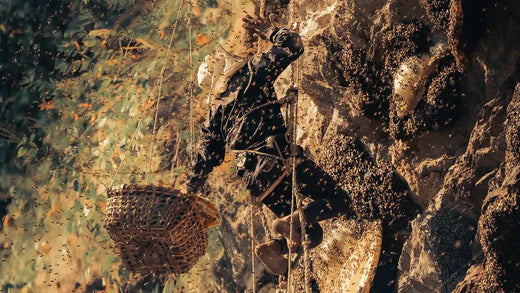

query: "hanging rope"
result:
(286, 1), (311, 292)
(188, 3), (195, 164)
(296, 56), (311, 293)
(250, 199), (256, 293)
(149, 0), (187, 183)
(286, 0), (296, 289)
(166, 0), (196, 185)
(111, 0), (185, 187)
(245, 1), (308, 291)
(249, 0), (268, 290)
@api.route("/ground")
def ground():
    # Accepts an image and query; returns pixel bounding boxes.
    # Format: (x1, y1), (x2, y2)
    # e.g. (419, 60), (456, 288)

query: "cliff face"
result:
(189, 0), (520, 292)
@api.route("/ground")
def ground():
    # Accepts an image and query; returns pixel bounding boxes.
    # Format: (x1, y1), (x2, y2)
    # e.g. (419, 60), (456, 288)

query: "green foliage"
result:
(0, 0), (235, 291)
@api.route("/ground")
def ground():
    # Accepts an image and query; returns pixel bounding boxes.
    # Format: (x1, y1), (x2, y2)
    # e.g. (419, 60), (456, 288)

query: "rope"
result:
(286, 0), (296, 289)
(297, 60), (311, 293)
(149, 0), (186, 183)
(188, 3), (195, 164)
(245, 2), (308, 292)
(111, 0), (185, 187)
(250, 202), (256, 293)
(295, 47), (311, 293)
(286, 1), (311, 292)
(249, 0), (268, 290)
(287, 99), (296, 293)
(169, 130), (181, 183)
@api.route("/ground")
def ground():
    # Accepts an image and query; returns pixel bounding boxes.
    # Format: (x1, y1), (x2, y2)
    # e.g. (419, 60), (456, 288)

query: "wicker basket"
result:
(104, 184), (220, 275)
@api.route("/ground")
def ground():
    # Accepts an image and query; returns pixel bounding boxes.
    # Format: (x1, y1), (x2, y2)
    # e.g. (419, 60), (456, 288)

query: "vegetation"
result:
(0, 0), (240, 291)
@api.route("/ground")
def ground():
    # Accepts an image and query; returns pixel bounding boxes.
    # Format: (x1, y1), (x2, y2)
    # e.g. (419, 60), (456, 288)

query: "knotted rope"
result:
(287, 1), (311, 292)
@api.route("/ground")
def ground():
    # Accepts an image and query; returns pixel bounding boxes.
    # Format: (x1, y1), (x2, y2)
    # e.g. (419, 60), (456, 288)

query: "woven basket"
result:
(104, 184), (220, 275)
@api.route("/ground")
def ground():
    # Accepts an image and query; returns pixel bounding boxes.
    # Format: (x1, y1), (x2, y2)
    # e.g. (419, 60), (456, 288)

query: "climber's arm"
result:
(186, 108), (226, 193)
(253, 27), (304, 82)
(243, 15), (304, 81)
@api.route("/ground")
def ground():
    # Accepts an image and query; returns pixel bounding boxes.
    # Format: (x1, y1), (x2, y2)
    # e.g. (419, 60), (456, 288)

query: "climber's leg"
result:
(255, 237), (288, 275)
(255, 223), (322, 276)
(272, 211), (324, 251)
(264, 193), (324, 251)
(272, 211), (302, 252)
(261, 151), (352, 253)
(262, 156), (351, 251)
(271, 156), (352, 250)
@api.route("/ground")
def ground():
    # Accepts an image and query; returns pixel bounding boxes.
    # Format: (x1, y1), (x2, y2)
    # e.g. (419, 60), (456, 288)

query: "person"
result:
(185, 16), (353, 275)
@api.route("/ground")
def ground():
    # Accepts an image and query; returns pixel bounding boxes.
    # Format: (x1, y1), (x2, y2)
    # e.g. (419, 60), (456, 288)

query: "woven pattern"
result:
(104, 184), (213, 275)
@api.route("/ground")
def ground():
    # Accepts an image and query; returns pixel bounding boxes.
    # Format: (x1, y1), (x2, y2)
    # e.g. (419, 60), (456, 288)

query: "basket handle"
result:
(193, 195), (221, 229)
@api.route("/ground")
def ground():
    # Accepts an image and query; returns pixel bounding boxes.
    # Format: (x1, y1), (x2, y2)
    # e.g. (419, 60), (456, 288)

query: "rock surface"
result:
(196, 0), (520, 292)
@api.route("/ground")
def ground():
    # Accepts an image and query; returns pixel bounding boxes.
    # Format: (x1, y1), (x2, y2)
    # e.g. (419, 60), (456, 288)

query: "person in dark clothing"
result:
(186, 16), (353, 275)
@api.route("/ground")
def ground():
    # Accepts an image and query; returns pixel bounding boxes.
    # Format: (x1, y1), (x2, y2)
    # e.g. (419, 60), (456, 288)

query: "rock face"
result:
(475, 85), (520, 292)
(196, 0), (520, 292)
(479, 167), (520, 292)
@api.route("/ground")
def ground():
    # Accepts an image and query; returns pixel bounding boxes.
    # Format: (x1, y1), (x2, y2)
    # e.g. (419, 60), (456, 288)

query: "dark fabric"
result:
(186, 29), (352, 248)
(275, 236), (289, 255)
(275, 222), (323, 253)
(274, 221), (323, 255)
(243, 133), (351, 247)
(187, 28), (304, 192)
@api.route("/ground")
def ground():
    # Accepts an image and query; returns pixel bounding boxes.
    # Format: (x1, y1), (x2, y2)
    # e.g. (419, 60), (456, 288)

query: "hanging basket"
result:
(104, 184), (220, 275)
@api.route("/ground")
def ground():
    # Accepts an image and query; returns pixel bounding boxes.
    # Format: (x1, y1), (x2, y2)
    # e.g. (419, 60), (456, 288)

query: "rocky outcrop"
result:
(292, 0), (520, 292)
(195, 0), (520, 292)
(396, 1), (520, 291)
(479, 166), (520, 292)
(452, 84), (520, 292)
(398, 201), (477, 292)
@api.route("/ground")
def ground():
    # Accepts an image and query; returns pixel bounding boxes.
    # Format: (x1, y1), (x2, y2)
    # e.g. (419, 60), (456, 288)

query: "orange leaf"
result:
(98, 201), (106, 213)
(107, 59), (118, 66)
(3, 215), (14, 228)
(195, 34), (210, 46)
(193, 5), (200, 16)
(40, 242), (52, 255)
(78, 103), (92, 109)
(159, 30), (165, 39)
(90, 113), (97, 125)
(39, 101), (55, 110)
(47, 202), (62, 217)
